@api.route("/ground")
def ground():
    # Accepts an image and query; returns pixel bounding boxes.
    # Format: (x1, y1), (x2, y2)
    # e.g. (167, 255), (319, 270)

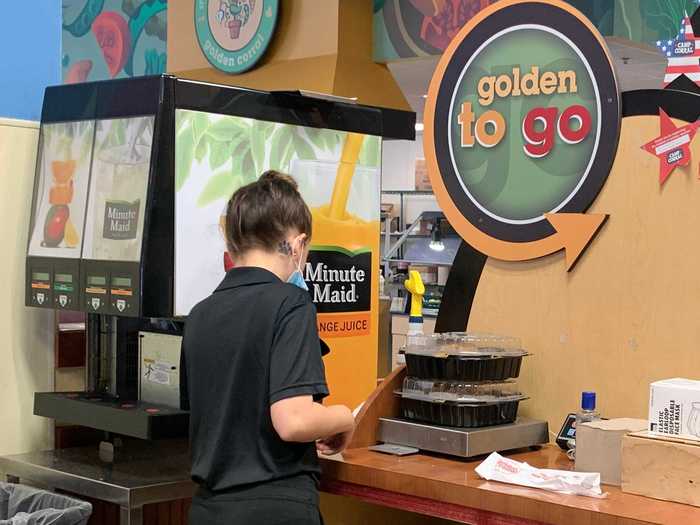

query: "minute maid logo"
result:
(305, 245), (372, 338)
(425, 0), (620, 271)
(195, 0), (279, 74)
(103, 200), (140, 240)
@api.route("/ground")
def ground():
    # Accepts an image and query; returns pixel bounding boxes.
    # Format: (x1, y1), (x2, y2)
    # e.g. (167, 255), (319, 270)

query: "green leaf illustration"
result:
(197, 168), (241, 207)
(270, 126), (293, 170)
(116, 120), (126, 146)
(175, 126), (194, 191)
(242, 151), (257, 182)
(250, 124), (266, 175)
(176, 111), (195, 135)
(323, 130), (342, 152)
(192, 112), (210, 146)
(359, 135), (381, 167)
(231, 150), (243, 175)
(304, 127), (326, 152)
(207, 118), (249, 141)
(293, 130), (316, 160)
(195, 135), (209, 163)
(280, 139), (294, 172)
(209, 140), (231, 171)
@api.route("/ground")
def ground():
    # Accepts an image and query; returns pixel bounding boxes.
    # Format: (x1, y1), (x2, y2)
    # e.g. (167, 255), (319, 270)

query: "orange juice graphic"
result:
(43, 160), (79, 248)
(305, 133), (380, 408)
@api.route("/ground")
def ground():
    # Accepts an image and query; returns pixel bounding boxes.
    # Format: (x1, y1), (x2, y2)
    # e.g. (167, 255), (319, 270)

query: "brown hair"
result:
(224, 170), (312, 256)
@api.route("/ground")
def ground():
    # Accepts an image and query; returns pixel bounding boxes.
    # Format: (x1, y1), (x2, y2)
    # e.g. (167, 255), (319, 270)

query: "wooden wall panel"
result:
(467, 115), (700, 432)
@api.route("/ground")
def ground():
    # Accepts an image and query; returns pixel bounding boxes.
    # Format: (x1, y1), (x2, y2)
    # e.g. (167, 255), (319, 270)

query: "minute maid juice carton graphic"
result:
(295, 133), (378, 339)
(82, 116), (154, 262)
(173, 110), (381, 407)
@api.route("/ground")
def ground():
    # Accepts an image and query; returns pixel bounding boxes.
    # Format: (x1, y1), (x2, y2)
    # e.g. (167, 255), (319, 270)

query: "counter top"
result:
(320, 444), (699, 524)
(319, 366), (700, 525)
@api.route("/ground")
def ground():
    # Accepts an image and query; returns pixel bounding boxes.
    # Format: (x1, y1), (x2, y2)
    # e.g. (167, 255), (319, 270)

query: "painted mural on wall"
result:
(374, 0), (700, 62)
(373, 0), (498, 61)
(62, 0), (167, 84)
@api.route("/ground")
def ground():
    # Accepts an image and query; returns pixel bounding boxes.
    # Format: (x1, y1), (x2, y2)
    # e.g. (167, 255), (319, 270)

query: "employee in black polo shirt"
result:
(181, 171), (355, 524)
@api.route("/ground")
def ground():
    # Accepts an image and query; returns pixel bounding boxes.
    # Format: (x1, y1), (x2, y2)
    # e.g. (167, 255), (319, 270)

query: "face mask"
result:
(287, 269), (308, 291)
(286, 237), (308, 291)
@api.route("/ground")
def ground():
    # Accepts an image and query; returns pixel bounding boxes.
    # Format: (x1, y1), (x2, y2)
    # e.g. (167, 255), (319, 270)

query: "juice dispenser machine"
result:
(25, 75), (415, 440)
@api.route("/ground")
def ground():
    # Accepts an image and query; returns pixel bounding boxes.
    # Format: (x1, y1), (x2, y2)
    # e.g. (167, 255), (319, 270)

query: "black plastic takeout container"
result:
(396, 378), (527, 428)
(403, 333), (528, 381)
(400, 397), (522, 428)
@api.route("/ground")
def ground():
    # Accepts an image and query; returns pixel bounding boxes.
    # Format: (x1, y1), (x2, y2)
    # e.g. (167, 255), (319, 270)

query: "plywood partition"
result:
(349, 366), (405, 449)
(167, 0), (410, 110)
(467, 113), (700, 431)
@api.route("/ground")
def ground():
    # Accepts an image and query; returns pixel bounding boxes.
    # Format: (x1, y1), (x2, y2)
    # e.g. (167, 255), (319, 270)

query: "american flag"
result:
(656, 15), (700, 87)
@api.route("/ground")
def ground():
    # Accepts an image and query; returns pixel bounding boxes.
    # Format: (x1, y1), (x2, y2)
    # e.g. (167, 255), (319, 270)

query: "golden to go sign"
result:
(425, 0), (620, 270)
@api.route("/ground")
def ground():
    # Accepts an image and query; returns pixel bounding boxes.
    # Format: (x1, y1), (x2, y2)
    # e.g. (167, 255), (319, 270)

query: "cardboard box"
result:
(575, 418), (647, 485)
(622, 431), (700, 506)
(414, 158), (431, 191)
(649, 378), (700, 441)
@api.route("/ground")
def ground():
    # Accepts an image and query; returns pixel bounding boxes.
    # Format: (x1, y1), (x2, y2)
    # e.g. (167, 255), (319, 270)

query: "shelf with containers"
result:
(381, 204), (460, 317)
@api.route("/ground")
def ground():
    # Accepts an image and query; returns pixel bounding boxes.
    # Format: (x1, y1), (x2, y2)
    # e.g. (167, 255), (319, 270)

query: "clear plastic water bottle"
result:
(576, 391), (601, 428)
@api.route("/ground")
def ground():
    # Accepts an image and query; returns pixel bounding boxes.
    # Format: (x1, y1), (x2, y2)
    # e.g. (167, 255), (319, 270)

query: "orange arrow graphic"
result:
(545, 213), (608, 271)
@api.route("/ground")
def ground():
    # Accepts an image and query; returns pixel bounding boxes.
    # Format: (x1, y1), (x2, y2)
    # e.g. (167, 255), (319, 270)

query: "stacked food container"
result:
(398, 333), (529, 428)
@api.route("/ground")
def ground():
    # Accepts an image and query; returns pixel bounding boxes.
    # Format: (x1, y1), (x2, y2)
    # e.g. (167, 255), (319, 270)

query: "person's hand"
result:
(316, 427), (354, 455)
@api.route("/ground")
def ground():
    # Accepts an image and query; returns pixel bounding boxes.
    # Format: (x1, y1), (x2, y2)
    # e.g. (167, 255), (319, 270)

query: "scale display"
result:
(82, 116), (154, 263)
(28, 121), (95, 259)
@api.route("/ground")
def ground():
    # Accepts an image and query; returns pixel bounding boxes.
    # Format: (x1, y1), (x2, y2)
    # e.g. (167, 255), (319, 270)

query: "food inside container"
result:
(403, 332), (528, 381)
(399, 377), (524, 403)
(395, 378), (528, 427)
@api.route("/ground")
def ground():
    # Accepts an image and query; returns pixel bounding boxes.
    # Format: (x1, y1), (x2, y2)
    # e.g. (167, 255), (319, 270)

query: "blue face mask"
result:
(286, 238), (308, 291)
(287, 269), (308, 291)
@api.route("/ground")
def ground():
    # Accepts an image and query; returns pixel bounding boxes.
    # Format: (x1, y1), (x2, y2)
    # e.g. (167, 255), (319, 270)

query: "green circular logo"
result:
(195, 0), (279, 74)
(449, 26), (598, 223)
(427, 1), (619, 246)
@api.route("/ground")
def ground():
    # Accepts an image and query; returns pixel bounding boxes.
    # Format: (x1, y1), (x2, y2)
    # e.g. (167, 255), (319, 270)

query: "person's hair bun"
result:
(258, 170), (299, 191)
(223, 170), (312, 257)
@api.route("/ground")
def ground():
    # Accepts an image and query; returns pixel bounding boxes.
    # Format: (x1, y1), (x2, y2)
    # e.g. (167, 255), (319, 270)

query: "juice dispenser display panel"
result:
(82, 116), (155, 263)
(84, 271), (110, 313)
(28, 121), (95, 259)
(29, 268), (52, 307)
(110, 273), (139, 315)
(52, 266), (79, 310)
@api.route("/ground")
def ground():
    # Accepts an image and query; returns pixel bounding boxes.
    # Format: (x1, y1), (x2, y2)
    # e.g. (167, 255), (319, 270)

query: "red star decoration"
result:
(641, 109), (700, 185)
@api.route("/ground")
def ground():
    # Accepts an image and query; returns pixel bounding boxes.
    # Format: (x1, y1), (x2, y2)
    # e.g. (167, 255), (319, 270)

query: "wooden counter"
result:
(320, 368), (700, 525)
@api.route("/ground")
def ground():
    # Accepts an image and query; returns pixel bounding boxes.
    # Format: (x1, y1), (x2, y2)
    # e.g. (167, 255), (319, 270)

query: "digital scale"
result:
(377, 417), (549, 458)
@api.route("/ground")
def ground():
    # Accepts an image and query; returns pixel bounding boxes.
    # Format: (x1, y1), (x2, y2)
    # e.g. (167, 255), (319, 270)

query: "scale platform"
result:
(377, 417), (549, 458)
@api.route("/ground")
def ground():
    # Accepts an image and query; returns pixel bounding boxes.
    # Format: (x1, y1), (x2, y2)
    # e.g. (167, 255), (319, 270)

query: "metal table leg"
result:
(120, 506), (143, 525)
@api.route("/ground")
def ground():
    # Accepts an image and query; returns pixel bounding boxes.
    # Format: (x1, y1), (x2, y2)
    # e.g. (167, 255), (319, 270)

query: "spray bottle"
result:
(404, 270), (425, 344)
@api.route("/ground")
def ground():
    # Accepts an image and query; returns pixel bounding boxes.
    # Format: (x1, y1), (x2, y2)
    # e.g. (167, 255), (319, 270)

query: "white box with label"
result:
(649, 378), (700, 441)
(138, 331), (183, 409)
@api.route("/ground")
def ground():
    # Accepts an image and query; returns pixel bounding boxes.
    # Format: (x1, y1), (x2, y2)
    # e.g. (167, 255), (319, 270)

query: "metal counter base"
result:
(0, 440), (195, 525)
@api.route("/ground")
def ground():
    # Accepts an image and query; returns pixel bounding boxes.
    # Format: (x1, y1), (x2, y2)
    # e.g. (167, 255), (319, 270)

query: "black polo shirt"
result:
(181, 267), (329, 492)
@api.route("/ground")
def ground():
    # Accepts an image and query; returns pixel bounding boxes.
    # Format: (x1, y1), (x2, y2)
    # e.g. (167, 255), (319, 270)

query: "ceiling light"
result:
(429, 219), (444, 251)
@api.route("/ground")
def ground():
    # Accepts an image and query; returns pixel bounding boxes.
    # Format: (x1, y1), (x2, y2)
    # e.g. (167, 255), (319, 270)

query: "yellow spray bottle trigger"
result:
(404, 270), (425, 318)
